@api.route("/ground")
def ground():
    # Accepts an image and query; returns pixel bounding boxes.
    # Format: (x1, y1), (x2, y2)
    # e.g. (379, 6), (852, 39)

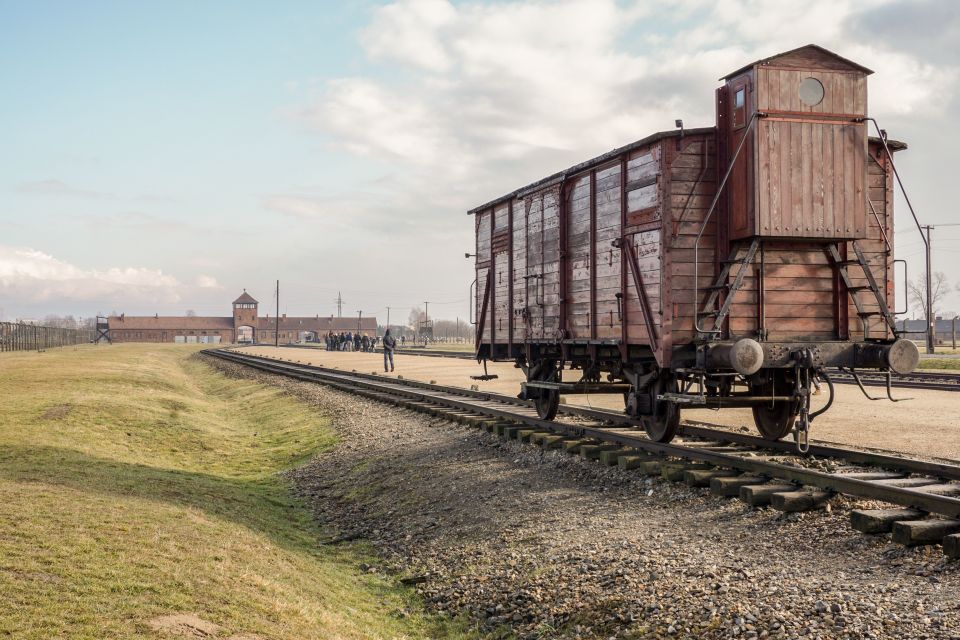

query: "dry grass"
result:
(0, 344), (470, 639)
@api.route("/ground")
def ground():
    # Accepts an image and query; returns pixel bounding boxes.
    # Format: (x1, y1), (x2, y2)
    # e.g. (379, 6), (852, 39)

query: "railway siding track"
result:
(278, 344), (960, 392)
(212, 348), (960, 557)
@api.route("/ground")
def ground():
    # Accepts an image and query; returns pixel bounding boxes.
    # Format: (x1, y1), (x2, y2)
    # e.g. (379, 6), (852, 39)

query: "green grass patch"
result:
(917, 358), (960, 371)
(0, 344), (470, 639)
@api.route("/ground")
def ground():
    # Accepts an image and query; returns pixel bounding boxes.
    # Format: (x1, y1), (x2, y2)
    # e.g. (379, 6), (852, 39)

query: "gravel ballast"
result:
(204, 354), (960, 640)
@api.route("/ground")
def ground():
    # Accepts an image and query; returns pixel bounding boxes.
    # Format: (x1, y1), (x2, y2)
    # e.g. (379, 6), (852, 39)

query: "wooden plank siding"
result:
(667, 135), (719, 347)
(745, 65), (869, 240)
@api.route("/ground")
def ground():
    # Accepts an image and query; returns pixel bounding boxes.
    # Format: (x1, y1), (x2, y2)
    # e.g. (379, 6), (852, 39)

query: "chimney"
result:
(282, 313), (287, 320)
(121, 313), (125, 322)
(155, 313), (158, 319)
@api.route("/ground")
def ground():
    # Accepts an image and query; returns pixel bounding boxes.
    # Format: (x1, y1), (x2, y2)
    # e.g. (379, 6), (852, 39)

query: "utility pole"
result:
(275, 280), (280, 347)
(423, 301), (429, 344)
(386, 306), (391, 334)
(357, 310), (362, 332)
(922, 225), (934, 354)
(336, 292), (343, 317)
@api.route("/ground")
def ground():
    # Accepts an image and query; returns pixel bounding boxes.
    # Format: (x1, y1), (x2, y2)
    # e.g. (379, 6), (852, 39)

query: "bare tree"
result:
(908, 271), (950, 319)
(185, 309), (197, 317)
(42, 314), (81, 329)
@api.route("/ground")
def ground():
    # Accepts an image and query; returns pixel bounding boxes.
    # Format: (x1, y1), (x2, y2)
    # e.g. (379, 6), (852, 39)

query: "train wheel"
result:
(535, 389), (560, 420)
(644, 374), (679, 443)
(530, 360), (560, 421)
(751, 370), (800, 440)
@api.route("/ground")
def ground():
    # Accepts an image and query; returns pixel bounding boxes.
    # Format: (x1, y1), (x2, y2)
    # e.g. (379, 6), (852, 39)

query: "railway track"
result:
(211, 348), (960, 556)
(276, 343), (960, 392)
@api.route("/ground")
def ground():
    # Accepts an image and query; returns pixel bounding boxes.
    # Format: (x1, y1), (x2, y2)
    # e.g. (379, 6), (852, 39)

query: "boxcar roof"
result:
(467, 127), (715, 215)
(721, 44), (874, 80)
(467, 128), (905, 215)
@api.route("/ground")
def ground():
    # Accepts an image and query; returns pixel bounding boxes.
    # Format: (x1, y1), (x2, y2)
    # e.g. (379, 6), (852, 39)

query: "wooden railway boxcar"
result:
(469, 45), (920, 449)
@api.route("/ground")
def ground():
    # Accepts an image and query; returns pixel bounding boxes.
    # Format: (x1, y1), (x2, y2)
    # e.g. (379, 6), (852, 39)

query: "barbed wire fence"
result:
(0, 322), (95, 353)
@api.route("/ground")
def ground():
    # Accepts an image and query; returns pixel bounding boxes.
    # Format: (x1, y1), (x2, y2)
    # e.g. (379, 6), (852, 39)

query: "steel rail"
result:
(210, 349), (960, 517)
(223, 348), (960, 478)
(268, 344), (960, 391)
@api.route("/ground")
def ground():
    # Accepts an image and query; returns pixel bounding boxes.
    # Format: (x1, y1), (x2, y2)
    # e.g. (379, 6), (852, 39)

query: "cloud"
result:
(16, 179), (112, 199)
(16, 180), (178, 205)
(262, 194), (329, 219)
(193, 274), (221, 289)
(286, 0), (959, 235)
(0, 245), (214, 305)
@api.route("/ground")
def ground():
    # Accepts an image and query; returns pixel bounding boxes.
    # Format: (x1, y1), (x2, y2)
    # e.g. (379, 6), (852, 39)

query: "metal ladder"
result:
(825, 241), (899, 337)
(697, 238), (760, 336)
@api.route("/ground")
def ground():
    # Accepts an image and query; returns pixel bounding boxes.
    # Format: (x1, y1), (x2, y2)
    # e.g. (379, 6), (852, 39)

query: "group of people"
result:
(325, 331), (380, 352)
(324, 329), (401, 372)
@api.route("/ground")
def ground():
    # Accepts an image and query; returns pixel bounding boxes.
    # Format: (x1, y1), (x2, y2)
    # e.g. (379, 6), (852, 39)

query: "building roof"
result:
(721, 44), (874, 80)
(260, 316), (379, 332)
(233, 291), (258, 305)
(108, 316), (235, 330)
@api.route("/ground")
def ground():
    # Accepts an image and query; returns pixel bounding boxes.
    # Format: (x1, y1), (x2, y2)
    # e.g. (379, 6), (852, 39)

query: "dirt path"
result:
(211, 355), (959, 640)
(241, 346), (960, 461)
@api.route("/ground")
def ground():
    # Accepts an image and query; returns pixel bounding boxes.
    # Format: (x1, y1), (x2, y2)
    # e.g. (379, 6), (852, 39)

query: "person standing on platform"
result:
(382, 328), (396, 372)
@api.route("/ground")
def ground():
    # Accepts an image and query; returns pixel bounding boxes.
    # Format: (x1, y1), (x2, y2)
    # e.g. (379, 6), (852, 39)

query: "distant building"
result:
(107, 291), (377, 344)
(897, 317), (960, 344)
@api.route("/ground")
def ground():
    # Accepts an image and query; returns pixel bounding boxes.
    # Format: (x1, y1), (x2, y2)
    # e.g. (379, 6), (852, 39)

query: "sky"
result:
(1, 0), (959, 324)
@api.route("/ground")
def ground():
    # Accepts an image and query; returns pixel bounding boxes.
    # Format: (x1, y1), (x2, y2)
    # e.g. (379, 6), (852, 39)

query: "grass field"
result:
(917, 358), (960, 371)
(0, 344), (469, 639)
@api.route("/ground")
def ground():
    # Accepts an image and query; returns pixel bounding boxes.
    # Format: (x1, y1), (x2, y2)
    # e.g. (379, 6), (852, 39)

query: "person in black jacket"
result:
(382, 329), (396, 372)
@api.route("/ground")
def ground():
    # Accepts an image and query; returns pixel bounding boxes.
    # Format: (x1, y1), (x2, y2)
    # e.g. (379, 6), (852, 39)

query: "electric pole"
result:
(923, 225), (934, 354)
(357, 310), (362, 332)
(386, 306), (391, 334)
(275, 280), (279, 347)
(336, 292), (343, 317)
(423, 301), (430, 344)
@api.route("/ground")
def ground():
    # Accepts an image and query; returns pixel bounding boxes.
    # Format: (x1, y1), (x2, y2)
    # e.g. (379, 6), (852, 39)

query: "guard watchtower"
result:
(232, 291), (259, 327)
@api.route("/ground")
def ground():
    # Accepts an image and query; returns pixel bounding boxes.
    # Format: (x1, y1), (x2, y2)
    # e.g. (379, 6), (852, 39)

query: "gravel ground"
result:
(204, 354), (960, 640)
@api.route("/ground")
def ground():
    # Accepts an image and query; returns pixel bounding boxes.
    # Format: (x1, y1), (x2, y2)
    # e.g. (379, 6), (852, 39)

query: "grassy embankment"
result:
(0, 344), (468, 639)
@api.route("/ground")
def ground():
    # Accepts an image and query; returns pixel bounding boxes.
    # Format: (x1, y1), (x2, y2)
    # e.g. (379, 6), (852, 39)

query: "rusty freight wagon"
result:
(469, 45), (922, 450)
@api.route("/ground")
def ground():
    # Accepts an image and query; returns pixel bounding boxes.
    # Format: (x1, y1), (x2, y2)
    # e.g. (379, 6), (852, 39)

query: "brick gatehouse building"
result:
(107, 291), (378, 344)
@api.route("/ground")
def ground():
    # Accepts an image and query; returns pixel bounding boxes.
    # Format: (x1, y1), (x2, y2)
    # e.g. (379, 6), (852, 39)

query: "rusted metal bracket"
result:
(616, 236), (659, 342)
(474, 274), (493, 353)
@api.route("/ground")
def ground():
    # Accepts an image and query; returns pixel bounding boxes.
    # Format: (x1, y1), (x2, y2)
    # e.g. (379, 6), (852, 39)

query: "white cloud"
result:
(193, 275), (221, 289)
(16, 179), (111, 199)
(288, 0), (959, 231)
(0, 245), (194, 305)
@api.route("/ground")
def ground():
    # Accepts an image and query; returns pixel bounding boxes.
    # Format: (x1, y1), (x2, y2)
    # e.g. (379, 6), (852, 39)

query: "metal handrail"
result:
(468, 278), (477, 324)
(863, 118), (927, 252)
(693, 111), (762, 334)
